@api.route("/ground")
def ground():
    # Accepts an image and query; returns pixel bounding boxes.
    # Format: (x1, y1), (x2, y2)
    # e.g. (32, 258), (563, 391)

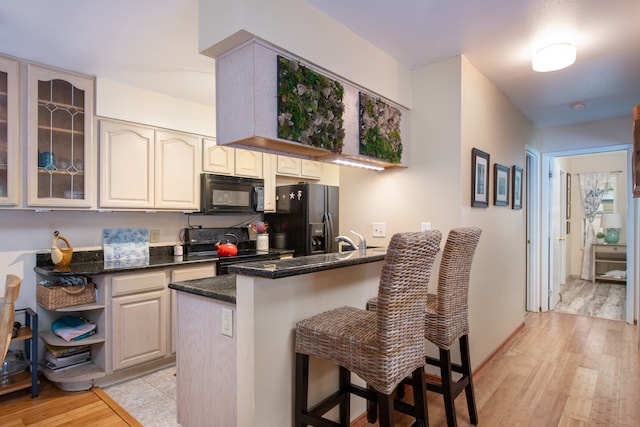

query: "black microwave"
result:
(200, 174), (264, 214)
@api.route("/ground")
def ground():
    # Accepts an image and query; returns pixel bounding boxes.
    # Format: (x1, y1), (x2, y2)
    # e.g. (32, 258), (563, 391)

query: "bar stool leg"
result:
(295, 352), (309, 427)
(412, 366), (429, 427)
(439, 348), (457, 427)
(377, 392), (395, 427)
(338, 366), (350, 426)
(460, 335), (478, 425)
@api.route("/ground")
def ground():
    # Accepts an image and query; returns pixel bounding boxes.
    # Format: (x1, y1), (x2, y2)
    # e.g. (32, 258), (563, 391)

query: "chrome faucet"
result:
(335, 230), (367, 252)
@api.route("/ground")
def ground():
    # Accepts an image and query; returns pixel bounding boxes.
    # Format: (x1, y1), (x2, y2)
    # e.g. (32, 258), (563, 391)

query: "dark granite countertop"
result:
(168, 248), (386, 303)
(34, 246), (219, 276)
(228, 247), (387, 279)
(168, 274), (237, 303)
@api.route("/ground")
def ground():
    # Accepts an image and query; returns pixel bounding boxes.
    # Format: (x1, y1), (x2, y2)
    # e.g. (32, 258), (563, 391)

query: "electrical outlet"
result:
(372, 222), (386, 238)
(222, 307), (233, 337)
(149, 229), (160, 243)
(420, 222), (432, 232)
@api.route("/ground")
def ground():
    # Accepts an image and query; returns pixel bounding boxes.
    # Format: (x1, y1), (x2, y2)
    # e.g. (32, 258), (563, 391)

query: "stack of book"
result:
(41, 344), (91, 372)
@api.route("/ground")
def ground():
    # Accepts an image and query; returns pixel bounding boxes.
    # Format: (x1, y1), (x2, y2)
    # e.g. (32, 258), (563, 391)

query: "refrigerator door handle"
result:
(325, 213), (334, 253)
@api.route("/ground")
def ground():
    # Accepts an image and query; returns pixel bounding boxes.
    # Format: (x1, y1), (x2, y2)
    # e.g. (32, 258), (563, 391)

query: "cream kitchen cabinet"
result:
(203, 138), (234, 175)
(262, 153), (276, 212)
(0, 55), (19, 206)
(111, 271), (168, 371)
(27, 64), (94, 208)
(202, 138), (263, 178)
(276, 155), (322, 179)
(99, 119), (200, 210)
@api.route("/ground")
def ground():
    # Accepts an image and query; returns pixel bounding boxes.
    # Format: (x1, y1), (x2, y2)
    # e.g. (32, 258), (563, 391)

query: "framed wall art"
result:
(512, 165), (523, 210)
(494, 163), (510, 206)
(471, 148), (490, 207)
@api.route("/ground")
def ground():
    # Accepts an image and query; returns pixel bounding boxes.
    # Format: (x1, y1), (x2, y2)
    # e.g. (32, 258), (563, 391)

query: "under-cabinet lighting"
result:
(331, 158), (385, 171)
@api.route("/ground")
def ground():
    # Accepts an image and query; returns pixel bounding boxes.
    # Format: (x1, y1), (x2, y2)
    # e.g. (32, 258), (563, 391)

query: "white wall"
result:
(96, 78), (216, 137)
(199, 0), (413, 108)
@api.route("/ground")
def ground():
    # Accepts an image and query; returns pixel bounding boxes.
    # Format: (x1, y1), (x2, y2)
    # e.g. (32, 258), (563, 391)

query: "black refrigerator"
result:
(265, 183), (339, 257)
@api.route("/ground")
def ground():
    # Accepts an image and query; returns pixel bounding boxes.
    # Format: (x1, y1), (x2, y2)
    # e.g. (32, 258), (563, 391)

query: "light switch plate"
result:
(373, 222), (386, 237)
(149, 229), (160, 243)
(420, 222), (432, 232)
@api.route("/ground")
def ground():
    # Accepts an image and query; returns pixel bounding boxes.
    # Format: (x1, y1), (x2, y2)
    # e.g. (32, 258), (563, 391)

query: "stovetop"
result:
(181, 227), (273, 261)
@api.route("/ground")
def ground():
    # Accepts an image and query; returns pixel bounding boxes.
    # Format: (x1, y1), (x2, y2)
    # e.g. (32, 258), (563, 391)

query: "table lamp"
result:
(600, 213), (623, 244)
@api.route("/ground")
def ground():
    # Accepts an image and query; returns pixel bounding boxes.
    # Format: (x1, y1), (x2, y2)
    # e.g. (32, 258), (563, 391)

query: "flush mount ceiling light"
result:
(532, 42), (576, 72)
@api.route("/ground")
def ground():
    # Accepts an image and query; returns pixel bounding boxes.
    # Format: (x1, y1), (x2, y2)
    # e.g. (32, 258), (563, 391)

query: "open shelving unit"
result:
(0, 308), (38, 398)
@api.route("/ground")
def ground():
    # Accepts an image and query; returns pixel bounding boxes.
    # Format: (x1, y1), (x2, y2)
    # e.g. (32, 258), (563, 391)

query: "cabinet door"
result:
(27, 64), (94, 207)
(262, 153), (276, 212)
(276, 155), (301, 176)
(155, 130), (200, 210)
(112, 290), (167, 371)
(203, 138), (234, 175)
(301, 159), (322, 179)
(0, 56), (19, 206)
(235, 148), (263, 178)
(99, 120), (155, 208)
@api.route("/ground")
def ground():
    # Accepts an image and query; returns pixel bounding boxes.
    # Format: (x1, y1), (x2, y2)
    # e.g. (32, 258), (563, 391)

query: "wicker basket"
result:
(37, 283), (96, 310)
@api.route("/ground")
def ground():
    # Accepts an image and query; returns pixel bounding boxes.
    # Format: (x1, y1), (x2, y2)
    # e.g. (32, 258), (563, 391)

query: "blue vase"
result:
(604, 228), (619, 244)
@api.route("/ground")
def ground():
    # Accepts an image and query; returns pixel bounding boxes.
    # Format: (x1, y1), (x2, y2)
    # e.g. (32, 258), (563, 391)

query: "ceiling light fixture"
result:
(532, 42), (576, 72)
(570, 102), (585, 110)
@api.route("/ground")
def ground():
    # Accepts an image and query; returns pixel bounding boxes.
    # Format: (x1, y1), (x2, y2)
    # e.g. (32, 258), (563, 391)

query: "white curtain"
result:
(579, 172), (611, 280)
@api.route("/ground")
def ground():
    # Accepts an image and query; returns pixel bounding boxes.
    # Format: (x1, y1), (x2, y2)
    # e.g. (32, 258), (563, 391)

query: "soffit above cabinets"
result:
(214, 38), (409, 171)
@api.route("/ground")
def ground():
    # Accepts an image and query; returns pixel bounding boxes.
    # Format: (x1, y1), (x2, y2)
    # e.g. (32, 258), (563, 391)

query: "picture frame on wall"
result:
(494, 163), (510, 206)
(471, 148), (490, 207)
(512, 165), (523, 210)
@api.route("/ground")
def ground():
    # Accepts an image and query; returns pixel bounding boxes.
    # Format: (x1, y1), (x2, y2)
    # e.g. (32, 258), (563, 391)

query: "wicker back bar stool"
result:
(294, 230), (442, 427)
(365, 227), (482, 426)
(424, 227), (481, 427)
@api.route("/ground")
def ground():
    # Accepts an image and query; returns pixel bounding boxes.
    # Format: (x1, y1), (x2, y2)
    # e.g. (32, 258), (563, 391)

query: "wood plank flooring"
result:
(356, 311), (640, 427)
(0, 380), (142, 426)
(0, 311), (637, 426)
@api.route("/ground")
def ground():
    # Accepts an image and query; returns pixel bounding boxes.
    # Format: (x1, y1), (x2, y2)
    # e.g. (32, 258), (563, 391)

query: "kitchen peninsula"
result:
(168, 248), (387, 427)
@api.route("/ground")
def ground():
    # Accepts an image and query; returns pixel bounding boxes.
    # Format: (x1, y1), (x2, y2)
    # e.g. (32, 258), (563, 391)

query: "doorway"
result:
(539, 146), (634, 323)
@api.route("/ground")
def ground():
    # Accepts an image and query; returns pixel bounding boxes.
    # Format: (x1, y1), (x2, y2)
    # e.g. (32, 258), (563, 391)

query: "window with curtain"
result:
(582, 174), (616, 247)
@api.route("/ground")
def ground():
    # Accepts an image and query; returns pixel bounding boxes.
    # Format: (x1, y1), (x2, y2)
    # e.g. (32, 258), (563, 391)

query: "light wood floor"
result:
(0, 380), (142, 426)
(357, 311), (640, 427)
(1, 311), (638, 426)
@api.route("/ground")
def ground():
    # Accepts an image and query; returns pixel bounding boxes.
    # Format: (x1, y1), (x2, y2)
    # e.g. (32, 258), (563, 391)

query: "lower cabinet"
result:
(111, 290), (167, 370)
(111, 271), (167, 371)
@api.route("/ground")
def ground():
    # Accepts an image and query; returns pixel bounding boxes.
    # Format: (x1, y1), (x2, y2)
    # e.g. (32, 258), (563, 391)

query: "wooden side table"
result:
(592, 244), (627, 284)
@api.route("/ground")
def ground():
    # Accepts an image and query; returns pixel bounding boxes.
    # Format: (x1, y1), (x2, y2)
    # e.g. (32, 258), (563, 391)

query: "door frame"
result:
(526, 148), (541, 312)
(539, 144), (635, 323)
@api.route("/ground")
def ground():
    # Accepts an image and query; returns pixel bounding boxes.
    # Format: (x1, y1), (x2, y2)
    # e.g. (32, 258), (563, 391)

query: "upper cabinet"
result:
(27, 64), (94, 207)
(276, 156), (322, 179)
(202, 138), (263, 178)
(0, 56), (19, 206)
(99, 119), (200, 211)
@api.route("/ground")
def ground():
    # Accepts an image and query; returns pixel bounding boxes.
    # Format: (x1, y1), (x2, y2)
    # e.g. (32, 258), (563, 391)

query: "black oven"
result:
(200, 174), (264, 214)
(181, 227), (279, 275)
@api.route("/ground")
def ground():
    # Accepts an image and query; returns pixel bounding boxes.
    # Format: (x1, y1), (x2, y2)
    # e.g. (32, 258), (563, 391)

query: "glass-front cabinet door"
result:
(27, 64), (94, 207)
(0, 56), (19, 206)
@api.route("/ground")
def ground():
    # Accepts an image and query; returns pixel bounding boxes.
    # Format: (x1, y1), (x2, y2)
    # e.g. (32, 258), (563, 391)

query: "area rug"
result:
(553, 278), (626, 321)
